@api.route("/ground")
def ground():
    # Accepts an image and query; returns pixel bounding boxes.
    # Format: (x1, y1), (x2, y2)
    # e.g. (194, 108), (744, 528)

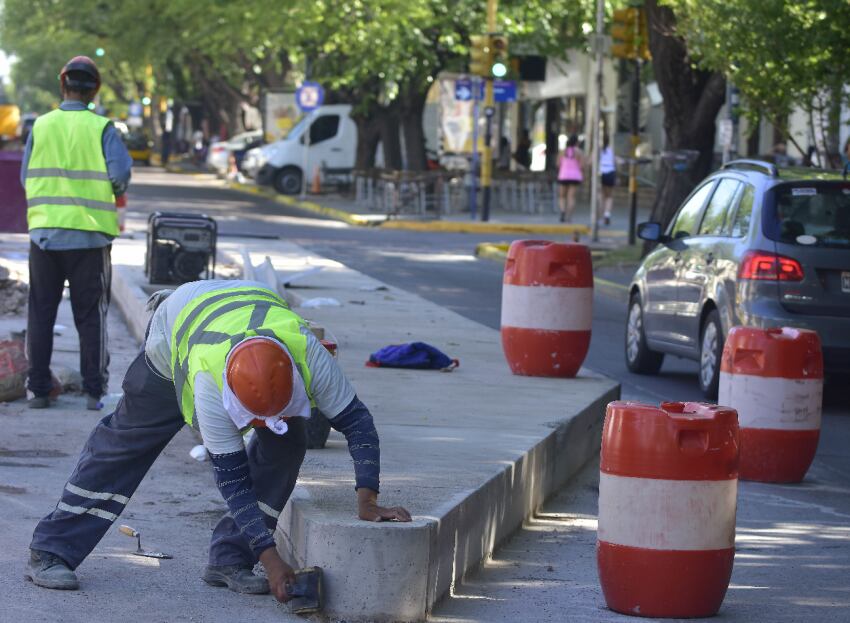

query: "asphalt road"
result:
(128, 169), (850, 622)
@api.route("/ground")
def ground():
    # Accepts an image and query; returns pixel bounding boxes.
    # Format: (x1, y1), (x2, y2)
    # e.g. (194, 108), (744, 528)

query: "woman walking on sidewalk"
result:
(557, 135), (584, 223)
(599, 136), (616, 226)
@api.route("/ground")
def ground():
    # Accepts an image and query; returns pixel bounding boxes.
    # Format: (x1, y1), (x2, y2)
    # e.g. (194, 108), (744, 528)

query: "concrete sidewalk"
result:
(1, 229), (618, 622)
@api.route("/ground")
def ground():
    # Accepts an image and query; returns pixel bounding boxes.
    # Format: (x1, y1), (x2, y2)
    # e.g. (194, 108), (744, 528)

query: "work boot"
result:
(86, 395), (103, 411)
(25, 549), (79, 590)
(27, 395), (51, 409)
(202, 564), (269, 594)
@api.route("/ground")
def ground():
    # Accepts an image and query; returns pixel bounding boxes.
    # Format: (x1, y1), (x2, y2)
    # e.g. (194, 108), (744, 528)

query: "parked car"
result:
(627, 159), (850, 397)
(123, 129), (153, 165)
(206, 129), (263, 176)
(242, 104), (356, 194)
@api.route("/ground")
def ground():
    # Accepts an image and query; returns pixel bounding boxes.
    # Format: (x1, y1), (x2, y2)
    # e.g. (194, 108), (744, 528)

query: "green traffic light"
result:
(95, 48), (105, 57)
(491, 62), (508, 78)
(141, 96), (152, 106)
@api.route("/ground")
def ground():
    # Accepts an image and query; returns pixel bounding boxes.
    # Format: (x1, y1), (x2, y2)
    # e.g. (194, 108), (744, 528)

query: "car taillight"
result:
(738, 250), (804, 281)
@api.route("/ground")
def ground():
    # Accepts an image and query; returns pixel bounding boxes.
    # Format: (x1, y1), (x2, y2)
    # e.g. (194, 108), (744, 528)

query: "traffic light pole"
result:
(480, 0), (498, 222)
(627, 59), (641, 246)
(469, 78), (480, 219)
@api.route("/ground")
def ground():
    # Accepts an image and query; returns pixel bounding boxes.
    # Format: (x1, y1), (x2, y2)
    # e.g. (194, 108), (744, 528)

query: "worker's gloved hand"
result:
(357, 487), (412, 522)
(259, 547), (296, 602)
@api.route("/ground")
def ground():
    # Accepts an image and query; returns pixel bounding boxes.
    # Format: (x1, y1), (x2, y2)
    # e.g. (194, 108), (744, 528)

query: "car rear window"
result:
(765, 183), (850, 248)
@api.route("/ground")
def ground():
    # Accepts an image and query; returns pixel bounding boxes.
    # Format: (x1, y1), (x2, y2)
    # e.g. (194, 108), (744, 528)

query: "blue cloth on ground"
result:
(367, 342), (457, 370)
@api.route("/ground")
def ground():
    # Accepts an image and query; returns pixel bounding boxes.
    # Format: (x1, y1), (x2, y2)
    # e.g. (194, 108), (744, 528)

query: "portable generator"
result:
(145, 212), (217, 285)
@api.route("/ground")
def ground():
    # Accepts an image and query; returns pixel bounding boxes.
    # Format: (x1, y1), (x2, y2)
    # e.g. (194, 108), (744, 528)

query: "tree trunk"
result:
(379, 104), (403, 170)
(399, 84), (429, 171)
(644, 0), (727, 252)
(352, 103), (403, 171)
(544, 98), (560, 172)
(353, 114), (382, 170)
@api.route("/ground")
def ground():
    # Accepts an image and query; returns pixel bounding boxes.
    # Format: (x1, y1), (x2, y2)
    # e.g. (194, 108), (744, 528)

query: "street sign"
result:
(493, 80), (517, 102)
(128, 102), (143, 117)
(455, 79), (474, 102)
(454, 79), (516, 102)
(295, 81), (324, 112)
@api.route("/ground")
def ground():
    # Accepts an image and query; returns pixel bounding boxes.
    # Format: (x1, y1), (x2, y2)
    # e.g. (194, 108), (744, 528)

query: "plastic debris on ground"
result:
(189, 445), (208, 462)
(300, 297), (342, 308)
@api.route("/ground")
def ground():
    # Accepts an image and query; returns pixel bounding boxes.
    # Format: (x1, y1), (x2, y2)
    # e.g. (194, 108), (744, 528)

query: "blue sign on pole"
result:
(494, 80), (517, 103)
(455, 79), (473, 101)
(455, 79), (517, 103)
(128, 102), (143, 117)
(295, 81), (325, 112)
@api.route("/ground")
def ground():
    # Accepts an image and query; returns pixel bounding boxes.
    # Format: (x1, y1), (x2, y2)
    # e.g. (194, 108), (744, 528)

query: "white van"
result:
(243, 104), (356, 194)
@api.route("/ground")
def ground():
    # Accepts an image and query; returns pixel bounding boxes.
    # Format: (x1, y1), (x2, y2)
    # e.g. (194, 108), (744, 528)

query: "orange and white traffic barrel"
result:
(598, 401), (739, 618)
(719, 326), (822, 483)
(500, 240), (592, 377)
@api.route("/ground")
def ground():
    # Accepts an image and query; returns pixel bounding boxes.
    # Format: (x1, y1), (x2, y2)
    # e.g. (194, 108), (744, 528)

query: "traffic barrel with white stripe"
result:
(718, 326), (823, 483)
(500, 240), (592, 377)
(598, 401), (739, 618)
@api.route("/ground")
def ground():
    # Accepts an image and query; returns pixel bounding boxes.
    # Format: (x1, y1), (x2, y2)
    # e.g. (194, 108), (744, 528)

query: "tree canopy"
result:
(663, 0), (850, 159)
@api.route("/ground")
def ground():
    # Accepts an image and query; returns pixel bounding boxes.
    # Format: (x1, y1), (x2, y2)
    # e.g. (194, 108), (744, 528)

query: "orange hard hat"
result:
(225, 338), (293, 417)
(60, 56), (101, 92)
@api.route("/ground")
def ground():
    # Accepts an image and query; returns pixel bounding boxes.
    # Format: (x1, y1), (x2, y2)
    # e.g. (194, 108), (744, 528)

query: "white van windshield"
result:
(282, 115), (310, 141)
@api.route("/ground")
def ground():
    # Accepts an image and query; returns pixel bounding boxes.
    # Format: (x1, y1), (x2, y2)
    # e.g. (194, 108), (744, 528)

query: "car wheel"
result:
(698, 309), (723, 399)
(625, 293), (664, 374)
(273, 167), (302, 195)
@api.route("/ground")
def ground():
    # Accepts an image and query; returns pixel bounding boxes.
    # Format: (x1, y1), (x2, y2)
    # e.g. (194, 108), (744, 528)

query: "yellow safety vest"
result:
(170, 285), (313, 428)
(25, 109), (117, 236)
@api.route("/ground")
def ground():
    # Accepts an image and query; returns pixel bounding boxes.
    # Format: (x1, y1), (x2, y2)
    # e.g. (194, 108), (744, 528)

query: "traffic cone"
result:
(311, 166), (321, 194)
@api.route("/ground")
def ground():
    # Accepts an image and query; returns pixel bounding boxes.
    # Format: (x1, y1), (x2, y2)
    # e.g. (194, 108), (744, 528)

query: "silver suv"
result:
(626, 159), (850, 397)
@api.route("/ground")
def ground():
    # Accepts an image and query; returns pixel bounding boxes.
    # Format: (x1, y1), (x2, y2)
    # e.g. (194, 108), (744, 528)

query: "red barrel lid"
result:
(503, 240), (593, 288)
(721, 327), (823, 380)
(601, 401), (739, 481)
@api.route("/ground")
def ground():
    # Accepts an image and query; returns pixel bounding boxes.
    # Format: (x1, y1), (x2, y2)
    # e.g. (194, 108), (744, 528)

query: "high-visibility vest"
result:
(25, 109), (118, 236)
(170, 285), (313, 428)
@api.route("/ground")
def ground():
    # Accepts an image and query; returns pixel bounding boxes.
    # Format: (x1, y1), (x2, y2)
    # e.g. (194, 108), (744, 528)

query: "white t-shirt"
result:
(600, 147), (616, 174)
(144, 280), (355, 454)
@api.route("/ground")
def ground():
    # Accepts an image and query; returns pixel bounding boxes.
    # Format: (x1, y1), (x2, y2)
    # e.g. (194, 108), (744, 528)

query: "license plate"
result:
(843, 271), (850, 293)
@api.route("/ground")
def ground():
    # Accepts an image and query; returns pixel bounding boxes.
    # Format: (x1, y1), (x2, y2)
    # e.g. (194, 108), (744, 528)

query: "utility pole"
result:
(721, 83), (740, 165)
(590, 0), (604, 242)
(470, 77), (481, 219)
(480, 0), (498, 222)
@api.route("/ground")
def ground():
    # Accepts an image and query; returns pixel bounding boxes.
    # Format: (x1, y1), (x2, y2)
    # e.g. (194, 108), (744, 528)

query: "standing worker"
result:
(21, 56), (132, 410)
(26, 280), (411, 602)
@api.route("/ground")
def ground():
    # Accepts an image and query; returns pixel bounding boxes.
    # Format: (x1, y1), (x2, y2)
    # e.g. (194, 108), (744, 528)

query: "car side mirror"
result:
(637, 221), (666, 242)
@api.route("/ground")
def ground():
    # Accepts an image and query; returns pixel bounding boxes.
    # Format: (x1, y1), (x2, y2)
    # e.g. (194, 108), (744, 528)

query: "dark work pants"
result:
(27, 242), (112, 398)
(30, 350), (307, 570)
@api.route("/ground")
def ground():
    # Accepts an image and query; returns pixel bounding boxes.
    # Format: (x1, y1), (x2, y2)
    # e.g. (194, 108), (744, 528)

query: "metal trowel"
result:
(287, 566), (323, 614)
(119, 525), (173, 559)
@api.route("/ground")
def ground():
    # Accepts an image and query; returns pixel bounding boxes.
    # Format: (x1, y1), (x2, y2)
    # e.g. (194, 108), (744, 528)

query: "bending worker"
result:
(21, 56), (132, 411)
(26, 280), (411, 601)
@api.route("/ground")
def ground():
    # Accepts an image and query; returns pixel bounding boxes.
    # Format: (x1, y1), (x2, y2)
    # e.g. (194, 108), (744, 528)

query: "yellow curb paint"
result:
(225, 181), (596, 235)
(593, 276), (630, 292)
(381, 220), (590, 235)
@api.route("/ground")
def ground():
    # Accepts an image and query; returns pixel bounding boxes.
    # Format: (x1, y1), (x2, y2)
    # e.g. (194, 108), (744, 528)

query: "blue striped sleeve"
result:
(208, 449), (276, 558)
(328, 395), (381, 493)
